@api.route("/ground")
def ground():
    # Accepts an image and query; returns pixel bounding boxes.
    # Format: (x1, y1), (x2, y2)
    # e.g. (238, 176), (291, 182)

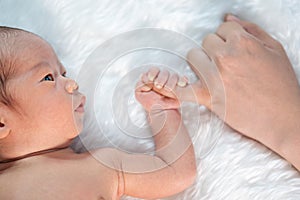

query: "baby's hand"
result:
(135, 67), (188, 112)
(142, 67), (189, 99)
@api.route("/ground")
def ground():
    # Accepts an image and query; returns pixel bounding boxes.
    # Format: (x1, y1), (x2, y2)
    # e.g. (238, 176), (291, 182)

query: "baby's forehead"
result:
(1, 30), (62, 76)
(15, 35), (60, 67)
(17, 34), (53, 54)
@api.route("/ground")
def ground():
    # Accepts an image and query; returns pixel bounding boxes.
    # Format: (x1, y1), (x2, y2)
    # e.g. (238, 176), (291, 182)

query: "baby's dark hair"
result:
(0, 26), (31, 109)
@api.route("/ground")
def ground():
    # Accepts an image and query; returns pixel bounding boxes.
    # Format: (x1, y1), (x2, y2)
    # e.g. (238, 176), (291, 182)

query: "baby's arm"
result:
(120, 69), (196, 198)
(117, 110), (196, 199)
(87, 69), (196, 199)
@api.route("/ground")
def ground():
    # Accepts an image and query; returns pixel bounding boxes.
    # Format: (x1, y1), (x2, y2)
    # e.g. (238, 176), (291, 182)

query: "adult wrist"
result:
(257, 102), (300, 171)
(277, 107), (300, 167)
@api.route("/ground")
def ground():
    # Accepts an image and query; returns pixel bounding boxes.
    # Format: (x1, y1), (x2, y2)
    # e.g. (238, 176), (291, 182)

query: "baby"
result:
(0, 26), (196, 200)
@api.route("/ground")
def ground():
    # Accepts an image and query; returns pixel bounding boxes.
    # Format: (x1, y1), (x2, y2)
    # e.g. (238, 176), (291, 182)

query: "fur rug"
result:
(1, 0), (300, 199)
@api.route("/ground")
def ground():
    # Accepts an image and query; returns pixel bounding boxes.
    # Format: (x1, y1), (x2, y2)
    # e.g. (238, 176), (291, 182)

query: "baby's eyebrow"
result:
(29, 61), (66, 75)
(29, 62), (51, 74)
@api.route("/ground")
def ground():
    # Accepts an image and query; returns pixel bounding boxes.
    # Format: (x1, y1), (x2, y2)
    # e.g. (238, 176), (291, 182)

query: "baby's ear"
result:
(0, 113), (11, 139)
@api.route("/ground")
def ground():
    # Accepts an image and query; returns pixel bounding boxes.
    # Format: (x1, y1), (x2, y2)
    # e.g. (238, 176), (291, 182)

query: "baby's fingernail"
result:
(154, 82), (162, 89)
(177, 80), (187, 87)
(148, 74), (155, 81)
(142, 85), (151, 91)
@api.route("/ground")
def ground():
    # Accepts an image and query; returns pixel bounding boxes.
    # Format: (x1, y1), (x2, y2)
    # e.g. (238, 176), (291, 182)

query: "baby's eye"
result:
(62, 72), (67, 77)
(42, 74), (55, 81)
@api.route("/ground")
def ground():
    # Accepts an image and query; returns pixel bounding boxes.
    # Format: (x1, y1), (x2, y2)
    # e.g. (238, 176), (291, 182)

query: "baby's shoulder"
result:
(0, 149), (121, 199)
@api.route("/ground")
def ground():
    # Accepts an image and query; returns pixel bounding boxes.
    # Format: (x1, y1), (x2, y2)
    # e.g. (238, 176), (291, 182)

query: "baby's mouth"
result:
(75, 96), (86, 113)
(75, 103), (84, 113)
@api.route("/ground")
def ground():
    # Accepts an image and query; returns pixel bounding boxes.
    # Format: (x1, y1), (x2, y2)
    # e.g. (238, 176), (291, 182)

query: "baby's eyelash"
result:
(42, 74), (55, 81)
(40, 71), (67, 82)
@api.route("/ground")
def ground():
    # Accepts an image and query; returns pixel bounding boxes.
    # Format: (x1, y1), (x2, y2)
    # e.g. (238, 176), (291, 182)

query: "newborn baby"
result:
(0, 27), (196, 200)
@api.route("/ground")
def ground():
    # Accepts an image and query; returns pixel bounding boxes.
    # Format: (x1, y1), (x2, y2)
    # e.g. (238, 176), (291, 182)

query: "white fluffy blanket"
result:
(1, 0), (300, 199)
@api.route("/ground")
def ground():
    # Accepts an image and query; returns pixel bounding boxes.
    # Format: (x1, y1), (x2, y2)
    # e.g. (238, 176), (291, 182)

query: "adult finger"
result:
(216, 21), (246, 42)
(202, 33), (226, 59)
(186, 48), (214, 107)
(225, 14), (279, 48)
(174, 81), (210, 108)
(187, 48), (218, 81)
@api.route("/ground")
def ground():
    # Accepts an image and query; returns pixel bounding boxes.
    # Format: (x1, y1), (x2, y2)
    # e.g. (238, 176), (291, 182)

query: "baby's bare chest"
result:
(0, 173), (106, 200)
(0, 163), (113, 200)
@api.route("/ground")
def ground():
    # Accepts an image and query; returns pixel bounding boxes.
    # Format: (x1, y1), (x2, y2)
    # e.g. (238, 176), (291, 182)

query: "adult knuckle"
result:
(213, 51), (225, 64)
(245, 22), (258, 32)
(228, 29), (243, 41)
(202, 33), (215, 47)
(214, 52), (231, 70)
(216, 22), (229, 34)
(228, 32), (253, 50)
(273, 39), (284, 49)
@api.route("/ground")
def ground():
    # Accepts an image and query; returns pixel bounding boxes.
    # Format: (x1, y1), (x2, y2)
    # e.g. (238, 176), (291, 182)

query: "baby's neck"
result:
(0, 146), (70, 164)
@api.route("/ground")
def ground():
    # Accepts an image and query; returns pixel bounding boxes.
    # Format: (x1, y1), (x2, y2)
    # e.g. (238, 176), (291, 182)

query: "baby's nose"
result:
(65, 79), (79, 94)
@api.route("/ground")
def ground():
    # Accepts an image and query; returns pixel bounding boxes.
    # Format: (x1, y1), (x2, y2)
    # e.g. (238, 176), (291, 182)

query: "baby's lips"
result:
(75, 95), (86, 113)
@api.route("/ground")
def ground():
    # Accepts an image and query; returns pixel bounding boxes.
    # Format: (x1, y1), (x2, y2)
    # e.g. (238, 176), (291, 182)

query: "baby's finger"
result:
(140, 72), (155, 90)
(164, 73), (179, 93)
(136, 80), (151, 92)
(177, 76), (188, 87)
(154, 70), (169, 89)
(140, 73), (150, 84)
(147, 67), (160, 82)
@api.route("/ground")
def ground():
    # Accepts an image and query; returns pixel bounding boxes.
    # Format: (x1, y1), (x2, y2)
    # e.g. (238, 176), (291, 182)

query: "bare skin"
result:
(149, 14), (300, 171)
(0, 149), (119, 200)
(188, 14), (300, 171)
(0, 33), (196, 199)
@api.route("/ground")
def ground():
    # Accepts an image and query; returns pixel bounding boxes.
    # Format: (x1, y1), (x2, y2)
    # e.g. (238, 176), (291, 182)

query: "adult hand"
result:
(186, 14), (300, 168)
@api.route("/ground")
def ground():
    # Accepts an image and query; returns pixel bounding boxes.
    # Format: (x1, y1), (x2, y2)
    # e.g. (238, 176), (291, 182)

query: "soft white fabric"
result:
(1, 0), (300, 199)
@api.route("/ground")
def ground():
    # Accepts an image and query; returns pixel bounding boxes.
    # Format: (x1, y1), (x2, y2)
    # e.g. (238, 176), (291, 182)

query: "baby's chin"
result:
(64, 124), (83, 140)
(72, 113), (85, 136)
(71, 127), (82, 139)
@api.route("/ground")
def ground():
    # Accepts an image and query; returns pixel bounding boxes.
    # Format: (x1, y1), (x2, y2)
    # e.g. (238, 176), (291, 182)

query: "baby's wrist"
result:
(147, 107), (178, 116)
(145, 104), (179, 113)
(147, 108), (179, 124)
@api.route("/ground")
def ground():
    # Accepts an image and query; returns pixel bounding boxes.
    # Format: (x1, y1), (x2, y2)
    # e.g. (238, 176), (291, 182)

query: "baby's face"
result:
(8, 34), (85, 147)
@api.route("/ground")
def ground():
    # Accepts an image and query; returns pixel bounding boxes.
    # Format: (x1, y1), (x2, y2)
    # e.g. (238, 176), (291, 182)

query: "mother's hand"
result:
(187, 14), (300, 170)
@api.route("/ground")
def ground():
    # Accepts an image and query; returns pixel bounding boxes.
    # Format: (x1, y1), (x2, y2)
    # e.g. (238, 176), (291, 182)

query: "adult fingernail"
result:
(225, 14), (240, 22)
